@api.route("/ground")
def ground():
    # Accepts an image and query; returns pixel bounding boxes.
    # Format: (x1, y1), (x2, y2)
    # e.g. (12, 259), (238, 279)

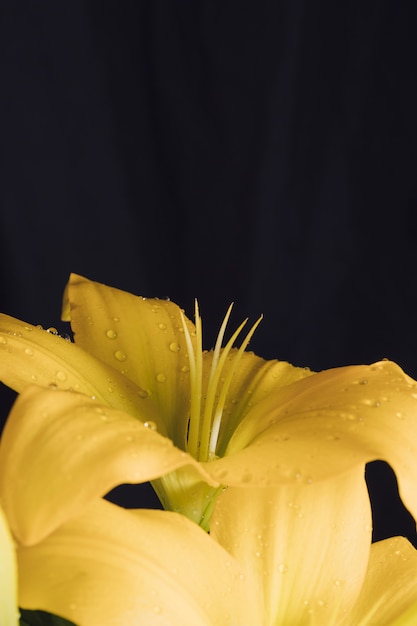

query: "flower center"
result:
(181, 302), (262, 462)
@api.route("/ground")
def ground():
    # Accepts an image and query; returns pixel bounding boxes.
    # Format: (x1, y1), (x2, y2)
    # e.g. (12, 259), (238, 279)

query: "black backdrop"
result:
(1, 3), (417, 543)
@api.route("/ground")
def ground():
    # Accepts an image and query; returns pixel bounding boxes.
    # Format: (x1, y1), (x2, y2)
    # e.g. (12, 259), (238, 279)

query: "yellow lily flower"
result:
(1, 270), (417, 623)
(0, 272), (313, 527)
(0, 504), (19, 626)
(2, 386), (417, 625)
(1, 273), (417, 534)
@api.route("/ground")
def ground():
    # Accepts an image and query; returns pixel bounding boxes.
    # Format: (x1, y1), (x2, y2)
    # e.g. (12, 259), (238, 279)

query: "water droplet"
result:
(359, 379), (368, 385)
(56, 371), (67, 382)
(278, 563), (288, 573)
(326, 433), (340, 441)
(181, 365), (190, 372)
(0, 336), (7, 345)
(24, 347), (34, 356)
(169, 342), (180, 352)
(48, 383), (58, 390)
(287, 501), (301, 510)
(144, 421), (157, 431)
(46, 327), (58, 335)
(137, 389), (148, 398)
(158, 322), (167, 330)
(97, 410), (109, 422)
(156, 373), (166, 383)
(394, 549), (408, 560)
(106, 329), (117, 339)
(114, 350), (127, 362)
(113, 316), (120, 322)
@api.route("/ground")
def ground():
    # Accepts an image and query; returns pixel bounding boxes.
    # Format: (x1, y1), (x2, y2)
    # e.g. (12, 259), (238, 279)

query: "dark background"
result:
(1, 3), (416, 543)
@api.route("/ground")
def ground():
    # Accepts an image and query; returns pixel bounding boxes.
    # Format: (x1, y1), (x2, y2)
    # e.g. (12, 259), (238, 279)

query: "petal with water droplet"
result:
(217, 361), (417, 523)
(0, 314), (160, 429)
(0, 386), (215, 546)
(63, 274), (195, 445)
(200, 349), (314, 456)
(211, 467), (371, 624)
(347, 536), (417, 626)
(17, 499), (258, 626)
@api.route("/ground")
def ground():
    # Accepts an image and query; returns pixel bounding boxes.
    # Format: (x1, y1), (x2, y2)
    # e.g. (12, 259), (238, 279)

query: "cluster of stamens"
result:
(180, 302), (262, 462)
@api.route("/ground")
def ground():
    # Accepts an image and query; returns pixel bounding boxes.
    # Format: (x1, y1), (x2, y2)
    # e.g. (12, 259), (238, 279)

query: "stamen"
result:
(200, 315), (251, 460)
(180, 301), (202, 458)
(198, 303), (235, 456)
(206, 303), (234, 392)
(207, 315), (263, 459)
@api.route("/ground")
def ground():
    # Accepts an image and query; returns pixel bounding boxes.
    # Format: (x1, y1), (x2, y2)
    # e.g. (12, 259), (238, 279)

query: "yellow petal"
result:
(346, 536), (417, 626)
(201, 349), (314, 456)
(65, 273), (195, 445)
(207, 361), (417, 522)
(0, 505), (19, 626)
(18, 499), (259, 626)
(0, 386), (215, 546)
(0, 314), (163, 429)
(210, 467), (372, 625)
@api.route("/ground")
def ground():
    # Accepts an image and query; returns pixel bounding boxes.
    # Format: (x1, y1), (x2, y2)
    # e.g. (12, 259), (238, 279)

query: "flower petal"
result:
(0, 505), (19, 626)
(18, 499), (259, 626)
(64, 274), (195, 445)
(0, 314), (163, 428)
(210, 467), (372, 624)
(200, 349), (314, 456)
(346, 536), (417, 626)
(0, 386), (215, 546)
(207, 361), (417, 523)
